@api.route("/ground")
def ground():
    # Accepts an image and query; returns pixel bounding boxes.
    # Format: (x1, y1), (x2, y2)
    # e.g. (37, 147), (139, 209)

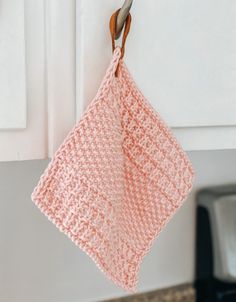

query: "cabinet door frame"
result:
(45, 0), (76, 157)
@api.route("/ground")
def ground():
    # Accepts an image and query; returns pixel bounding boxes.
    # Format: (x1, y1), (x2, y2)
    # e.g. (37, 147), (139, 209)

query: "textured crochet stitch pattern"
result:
(32, 47), (194, 292)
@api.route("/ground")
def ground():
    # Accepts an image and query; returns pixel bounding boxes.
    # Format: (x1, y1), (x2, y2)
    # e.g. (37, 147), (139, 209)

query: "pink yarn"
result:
(31, 47), (194, 292)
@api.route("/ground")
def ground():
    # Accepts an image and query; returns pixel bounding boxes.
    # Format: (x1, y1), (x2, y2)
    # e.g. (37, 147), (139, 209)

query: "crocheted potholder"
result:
(32, 10), (194, 292)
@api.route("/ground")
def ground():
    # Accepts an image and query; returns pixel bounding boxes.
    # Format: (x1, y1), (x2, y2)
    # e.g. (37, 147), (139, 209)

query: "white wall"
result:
(0, 150), (236, 302)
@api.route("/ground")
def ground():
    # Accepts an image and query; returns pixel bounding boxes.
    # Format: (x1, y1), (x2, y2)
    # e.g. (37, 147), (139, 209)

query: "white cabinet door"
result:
(76, 0), (236, 150)
(0, 0), (75, 161)
(0, 0), (26, 129)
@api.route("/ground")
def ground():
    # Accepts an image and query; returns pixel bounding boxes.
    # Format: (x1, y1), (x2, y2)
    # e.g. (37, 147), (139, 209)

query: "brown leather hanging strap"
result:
(109, 9), (132, 59)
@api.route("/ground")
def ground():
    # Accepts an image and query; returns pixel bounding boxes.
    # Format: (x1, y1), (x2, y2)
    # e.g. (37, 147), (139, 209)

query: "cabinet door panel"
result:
(128, 0), (236, 127)
(0, 0), (26, 129)
(0, 0), (75, 161)
(76, 0), (236, 128)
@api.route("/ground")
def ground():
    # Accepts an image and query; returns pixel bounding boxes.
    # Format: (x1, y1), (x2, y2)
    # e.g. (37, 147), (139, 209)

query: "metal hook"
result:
(115, 0), (133, 40)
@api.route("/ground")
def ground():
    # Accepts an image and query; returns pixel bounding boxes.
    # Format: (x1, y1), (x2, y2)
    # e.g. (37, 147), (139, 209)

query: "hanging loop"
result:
(109, 9), (132, 59)
(115, 0), (133, 39)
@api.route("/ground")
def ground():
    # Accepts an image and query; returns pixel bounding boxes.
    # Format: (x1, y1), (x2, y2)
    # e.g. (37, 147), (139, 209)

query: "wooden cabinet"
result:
(1, 0), (236, 161)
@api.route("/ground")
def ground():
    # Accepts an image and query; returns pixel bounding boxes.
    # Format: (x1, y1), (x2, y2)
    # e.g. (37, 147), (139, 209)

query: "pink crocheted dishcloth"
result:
(32, 46), (194, 292)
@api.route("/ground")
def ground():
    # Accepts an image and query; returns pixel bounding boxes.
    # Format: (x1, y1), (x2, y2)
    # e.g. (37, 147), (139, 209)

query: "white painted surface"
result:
(45, 0), (76, 156)
(76, 0), (236, 127)
(76, 0), (236, 151)
(173, 126), (236, 151)
(0, 0), (26, 129)
(0, 0), (47, 161)
(1, 0), (236, 155)
(0, 0), (75, 161)
(0, 150), (236, 301)
(127, 0), (236, 128)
